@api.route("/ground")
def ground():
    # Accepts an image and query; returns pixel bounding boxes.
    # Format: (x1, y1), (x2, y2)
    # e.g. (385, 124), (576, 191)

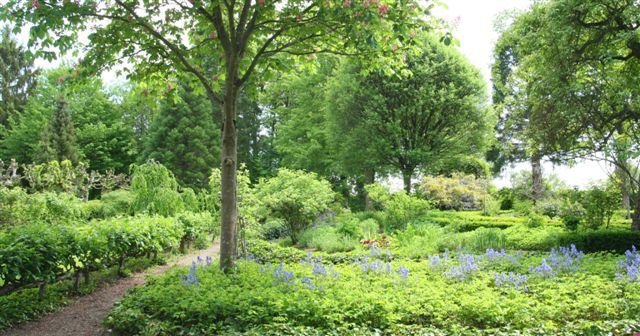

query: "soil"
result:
(1, 243), (220, 336)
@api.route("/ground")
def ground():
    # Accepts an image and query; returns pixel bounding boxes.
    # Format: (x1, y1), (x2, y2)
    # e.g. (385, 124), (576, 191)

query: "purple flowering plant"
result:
(616, 246), (640, 282)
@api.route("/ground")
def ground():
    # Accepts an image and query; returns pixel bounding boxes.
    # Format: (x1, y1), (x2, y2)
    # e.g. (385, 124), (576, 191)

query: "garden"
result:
(0, 0), (639, 334)
(101, 171), (640, 335)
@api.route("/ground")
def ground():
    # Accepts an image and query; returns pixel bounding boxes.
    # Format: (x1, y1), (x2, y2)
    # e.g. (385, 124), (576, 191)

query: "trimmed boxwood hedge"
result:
(557, 230), (640, 254)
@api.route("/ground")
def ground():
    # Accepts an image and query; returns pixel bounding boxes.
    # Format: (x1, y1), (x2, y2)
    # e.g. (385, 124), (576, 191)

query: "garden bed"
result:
(104, 244), (640, 335)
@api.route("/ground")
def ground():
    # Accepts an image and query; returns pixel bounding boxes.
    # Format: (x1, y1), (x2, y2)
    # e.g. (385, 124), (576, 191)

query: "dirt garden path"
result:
(1, 243), (220, 336)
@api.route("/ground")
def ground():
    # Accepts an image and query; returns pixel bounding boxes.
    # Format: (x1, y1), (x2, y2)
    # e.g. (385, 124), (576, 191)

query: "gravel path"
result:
(1, 243), (220, 336)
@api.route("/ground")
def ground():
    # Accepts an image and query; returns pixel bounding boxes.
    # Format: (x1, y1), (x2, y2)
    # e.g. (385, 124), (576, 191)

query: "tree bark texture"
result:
(218, 79), (239, 271)
(402, 169), (412, 194)
(616, 164), (631, 219)
(531, 153), (543, 203)
(364, 170), (375, 211)
(632, 194), (640, 231)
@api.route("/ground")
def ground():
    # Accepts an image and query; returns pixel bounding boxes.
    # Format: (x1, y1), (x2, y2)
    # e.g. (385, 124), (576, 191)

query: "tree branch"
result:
(112, 0), (222, 104)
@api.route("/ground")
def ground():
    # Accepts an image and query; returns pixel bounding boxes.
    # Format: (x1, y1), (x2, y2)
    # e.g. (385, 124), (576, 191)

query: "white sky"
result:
(16, 0), (612, 188)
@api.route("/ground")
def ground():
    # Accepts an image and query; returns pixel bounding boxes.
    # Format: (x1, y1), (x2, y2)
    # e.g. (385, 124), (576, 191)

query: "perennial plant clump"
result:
(529, 244), (585, 278)
(616, 246), (640, 282)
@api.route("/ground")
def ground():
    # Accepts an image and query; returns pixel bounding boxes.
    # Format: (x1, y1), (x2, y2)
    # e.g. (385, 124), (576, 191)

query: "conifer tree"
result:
(38, 97), (80, 164)
(0, 27), (38, 130)
(143, 85), (220, 189)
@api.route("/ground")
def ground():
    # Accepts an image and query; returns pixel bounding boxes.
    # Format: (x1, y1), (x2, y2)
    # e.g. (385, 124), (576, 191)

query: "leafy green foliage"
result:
(299, 226), (359, 253)
(0, 224), (74, 288)
(37, 97), (80, 164)
(1, 69), (137, 172)
(256, 169), (334, 244)
(270, 58), (337, 178)
(560, 194), (585, 231)
(0, 186), (90, 227)
(143, 84), (220, 189)
(130, 162), (183, 216)
(581, 185), (619, 229)
(481, 196), (501, 216)
(104, 250), (640, 335)
(492, 0), (640, 229)
(526, 212), (545, 228)
(365, 183), (431, 232)
(177, 211), (219, 250)
(557, 230), (640, 254)
(0, 245), (162, 331)
(0, 27), (38, 130)
(0, 214), (193, 298)
(95, 190), (134, 218)
(328, 36), (492, 193)
(418, 174), (489, 211)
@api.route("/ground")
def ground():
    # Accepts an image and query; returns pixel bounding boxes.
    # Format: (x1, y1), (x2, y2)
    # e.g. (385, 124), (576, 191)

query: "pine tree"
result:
(38, 97), (80, 164)
(0, 27), (38, 130)
(143, 84), (220, 189)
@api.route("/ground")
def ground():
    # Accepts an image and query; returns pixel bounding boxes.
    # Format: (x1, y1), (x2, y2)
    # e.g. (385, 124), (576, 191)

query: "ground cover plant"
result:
(104, 243), (640, 335)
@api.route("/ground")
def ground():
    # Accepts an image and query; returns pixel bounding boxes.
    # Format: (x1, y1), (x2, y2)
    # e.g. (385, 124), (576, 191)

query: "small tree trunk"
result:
(38, 282), (46, 300)
(219, 83), (239, 272)
(402, 169), (412, 194)
(623, 190), (631, 220)
(117, 256), (126, 276)
(364, 170), (375, 211)
(632, 195), (640, 231)
(616, 164), (631, 219)
(531, 153), (543, 203)
(82, 269), (90, 285)
(74, 271), (81, 292)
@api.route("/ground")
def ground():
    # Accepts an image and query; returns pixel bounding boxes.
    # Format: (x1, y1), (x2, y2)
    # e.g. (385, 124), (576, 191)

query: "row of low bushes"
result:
(0, 187), (141, 229)
(252, 220), (640, 262)
(246, 240), (391, 265)
(397, 223), (640, 256)
(0, 162), (213, 231)
(0, 213), (216, 299)
(416, 210), (539, 231)
(0, 187), (93, 227)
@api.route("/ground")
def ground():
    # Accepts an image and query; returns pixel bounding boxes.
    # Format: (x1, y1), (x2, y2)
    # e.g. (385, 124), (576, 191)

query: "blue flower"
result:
(273, 262), (295, 284)
(398, 266), (409, 279)
(530, 258), (554, 278)
(443, 253), (479, 281)
(312, 263), (327, 276)
(300, 276), (316, 290)
(181, 262), (200, 285)
(494, 272), (528, 292)
(617, 246), (640, 282)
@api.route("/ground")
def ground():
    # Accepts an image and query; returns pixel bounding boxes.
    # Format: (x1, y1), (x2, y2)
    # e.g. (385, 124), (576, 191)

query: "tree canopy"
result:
(492, 0), (640, 228)
(331, 35), (493, 193)
(0, 27), (38, 131)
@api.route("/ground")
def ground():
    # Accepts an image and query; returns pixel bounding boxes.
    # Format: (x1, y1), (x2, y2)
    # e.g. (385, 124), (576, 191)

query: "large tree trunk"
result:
(616, 164), (631, 219)
(531, 152), (543, 203)
(219, 81), (239, 272)
(402, 169), (412, 194)
(364, 169), (375, 211)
